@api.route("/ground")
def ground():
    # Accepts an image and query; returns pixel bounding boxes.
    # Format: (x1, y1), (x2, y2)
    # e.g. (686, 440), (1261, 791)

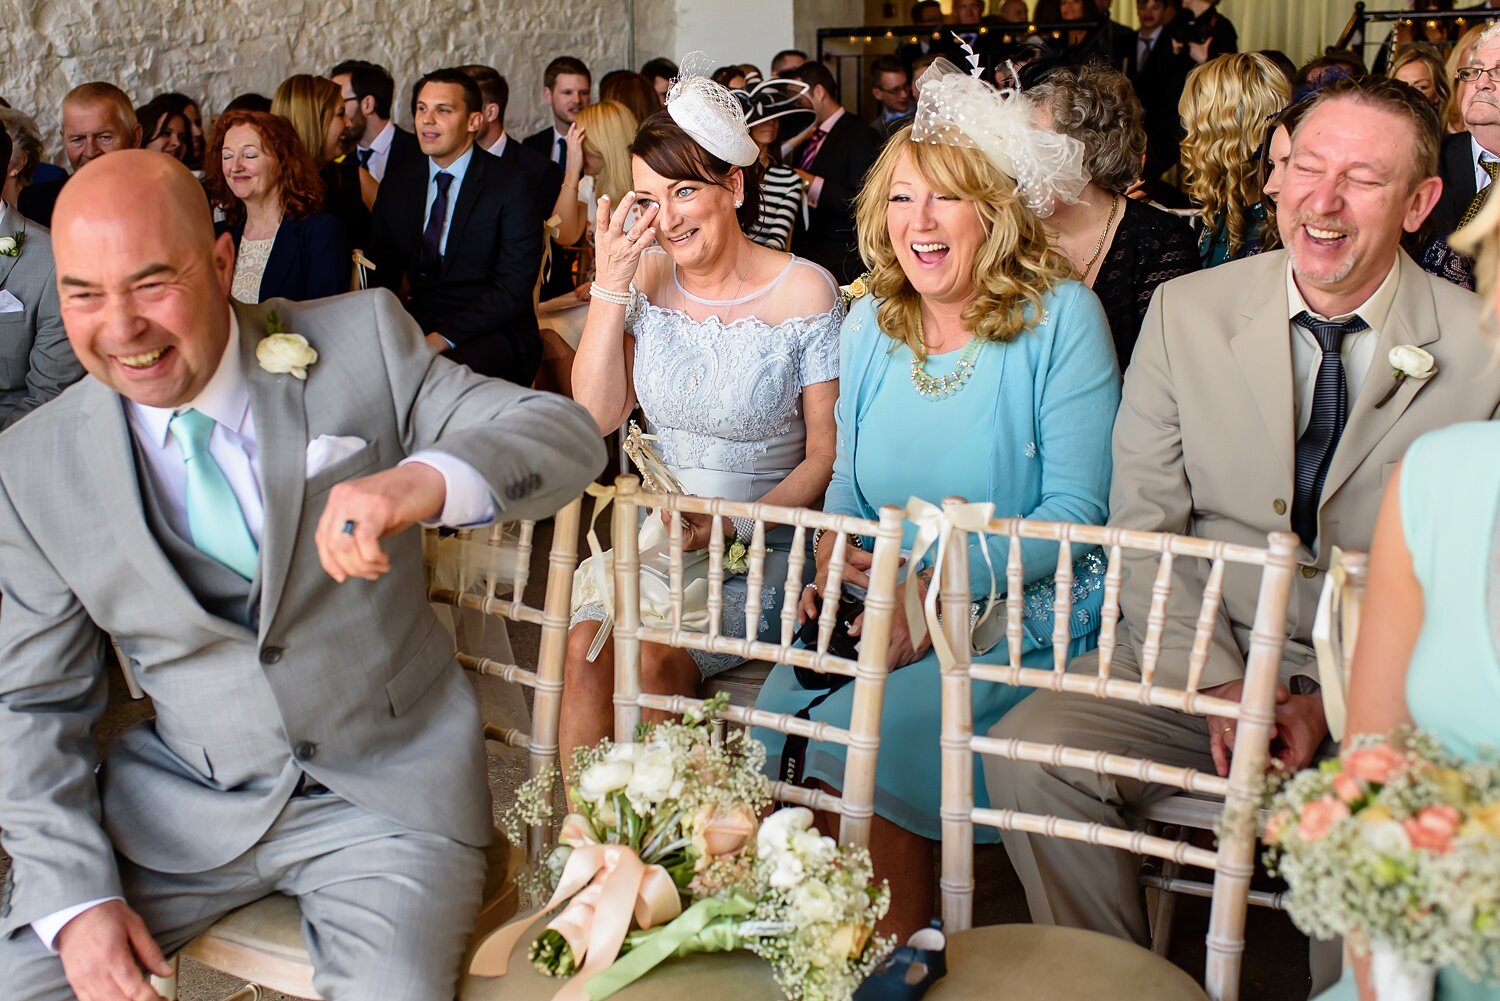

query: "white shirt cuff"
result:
(400, 452), (496, 527)
(34, 897), (122, 952)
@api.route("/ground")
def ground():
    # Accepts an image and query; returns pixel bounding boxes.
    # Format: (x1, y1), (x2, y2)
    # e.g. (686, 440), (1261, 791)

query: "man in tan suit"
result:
(986, 76), (1500, 948)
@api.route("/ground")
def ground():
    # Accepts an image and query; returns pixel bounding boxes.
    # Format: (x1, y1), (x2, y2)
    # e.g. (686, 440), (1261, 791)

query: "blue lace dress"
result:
(754, 286), (1120, 840)
(571, 248), (842, 677)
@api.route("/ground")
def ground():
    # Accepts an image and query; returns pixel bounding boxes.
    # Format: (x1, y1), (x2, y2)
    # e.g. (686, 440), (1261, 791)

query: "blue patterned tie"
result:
(419, 171), (454, 276)
(168, 408), (259, 580)
(1291, 311), (1368, 550)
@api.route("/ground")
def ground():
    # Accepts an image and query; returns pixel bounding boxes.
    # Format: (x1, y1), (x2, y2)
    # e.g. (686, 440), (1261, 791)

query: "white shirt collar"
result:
(131, 311), (250, 449)
(1140, 25), (1164, 43)
(428, 142), (476, 185)
(366, 120), (396, 155)
(1286, 255), (1400, 330)
(820, 106), (845, 134)
(487, 133), (508, 157)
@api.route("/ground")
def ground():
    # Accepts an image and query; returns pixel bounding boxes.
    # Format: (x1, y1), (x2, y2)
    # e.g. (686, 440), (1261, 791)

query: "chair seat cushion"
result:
(698, 659), (775, 708)
(926, 924), (1207, 1001)
(460, 911), (780, 1001)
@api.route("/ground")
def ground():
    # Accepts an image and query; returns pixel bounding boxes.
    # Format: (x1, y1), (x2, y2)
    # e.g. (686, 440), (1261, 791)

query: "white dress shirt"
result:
(32, 313), (495, 950)
(1137, 26), (1164, 72)
(1472, 133), (1500, 194)
(547, 125), (567, 164)
(423, 143), (476, 258)
(1286, 257), (1399, 436)
(486, 133), (509, 158)
(358, 120), (398, 183)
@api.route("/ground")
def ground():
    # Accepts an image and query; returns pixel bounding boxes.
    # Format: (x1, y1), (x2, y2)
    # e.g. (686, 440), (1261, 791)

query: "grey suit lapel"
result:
(1230, 253), (1296, 483)
(1320, 254), (1438, 507)
(79, 382), (248, 640)
(236, 301), (308, 641)
(0, 206), (24, 289)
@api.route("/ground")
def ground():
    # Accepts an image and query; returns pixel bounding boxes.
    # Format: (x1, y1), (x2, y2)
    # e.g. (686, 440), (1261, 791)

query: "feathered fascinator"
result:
(910, 38), (1088, 217)
(666, 51), (760, 167)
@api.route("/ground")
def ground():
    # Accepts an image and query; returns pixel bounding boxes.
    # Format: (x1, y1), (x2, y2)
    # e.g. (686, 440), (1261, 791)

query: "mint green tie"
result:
(168, 408), (259, 580)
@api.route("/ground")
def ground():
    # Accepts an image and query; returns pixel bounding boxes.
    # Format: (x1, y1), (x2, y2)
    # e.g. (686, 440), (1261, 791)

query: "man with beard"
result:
(523, 56), (590, 301)
(330, 60), (422, 184)
(1423, 22), (1500, 286)
(986, 76), (1500, 979)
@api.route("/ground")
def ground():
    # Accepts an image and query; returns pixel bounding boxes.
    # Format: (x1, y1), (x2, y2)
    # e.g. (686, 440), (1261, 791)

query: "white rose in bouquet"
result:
(580, 760), (634, 800)
(791, 881), (839, 924)
(626, 748), (679, 811)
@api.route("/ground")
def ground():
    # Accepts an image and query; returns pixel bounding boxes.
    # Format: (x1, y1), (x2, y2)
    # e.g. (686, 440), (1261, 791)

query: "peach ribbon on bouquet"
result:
(469, 839), (682, 1001)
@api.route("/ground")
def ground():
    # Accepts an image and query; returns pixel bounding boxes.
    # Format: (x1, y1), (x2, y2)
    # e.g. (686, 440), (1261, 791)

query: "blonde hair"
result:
(271, 74), (341, 168)
(1444, 24), (1487, 135)
(577, 100), (639, 206)
(1179, 53), (1289, 259)
(854, 126), (1071, 359)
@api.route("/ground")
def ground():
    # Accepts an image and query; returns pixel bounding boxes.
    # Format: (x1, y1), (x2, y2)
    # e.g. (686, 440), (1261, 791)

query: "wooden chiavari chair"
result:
(153, 499), (584, 1001)
(928, 498), (1301, 1001)
(462, 475), (906, 999)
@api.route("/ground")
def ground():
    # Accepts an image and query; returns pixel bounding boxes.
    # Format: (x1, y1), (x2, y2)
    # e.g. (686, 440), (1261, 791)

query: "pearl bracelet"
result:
(588, 284), (633, 305)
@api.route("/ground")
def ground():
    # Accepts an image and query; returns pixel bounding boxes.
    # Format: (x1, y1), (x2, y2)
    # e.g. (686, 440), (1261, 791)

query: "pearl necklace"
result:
(910, 316), (982, 400)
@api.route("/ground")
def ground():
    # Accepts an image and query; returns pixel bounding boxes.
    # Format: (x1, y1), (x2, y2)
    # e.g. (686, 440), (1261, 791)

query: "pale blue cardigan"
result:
(826, 281), (1121, 651)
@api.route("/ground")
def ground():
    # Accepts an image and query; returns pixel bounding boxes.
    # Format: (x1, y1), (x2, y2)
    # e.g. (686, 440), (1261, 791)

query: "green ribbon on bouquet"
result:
(584, 891), (758, 1000)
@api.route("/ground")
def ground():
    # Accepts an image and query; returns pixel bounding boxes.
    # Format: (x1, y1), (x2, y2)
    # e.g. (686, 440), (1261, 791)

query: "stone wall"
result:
(0, 0), (682, 164)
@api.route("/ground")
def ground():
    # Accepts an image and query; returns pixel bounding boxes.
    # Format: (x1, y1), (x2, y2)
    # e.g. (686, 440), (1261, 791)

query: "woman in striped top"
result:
(737, 78), (813, 252)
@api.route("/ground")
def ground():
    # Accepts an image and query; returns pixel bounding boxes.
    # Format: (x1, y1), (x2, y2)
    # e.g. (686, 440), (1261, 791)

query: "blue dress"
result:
(1317, 422), (1500, 1000)
(753, 285), (1121, 840)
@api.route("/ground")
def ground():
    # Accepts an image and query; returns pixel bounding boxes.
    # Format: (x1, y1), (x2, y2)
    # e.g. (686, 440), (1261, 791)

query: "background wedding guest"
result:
(1171, 0), (1238, 65)
(526, 56), (593, 301)
(0, 108), (44, 209)
(136, 97), (191, 164)
(329, 60), (421, 184)
(711, 65), (747, 90)
(366, 68), (546, 384)
(0, 126), (84, 427)
(898, 1), (951, 71)
(1427, 24), (1500, 279)
(17, 82), (141, 228)
(1389, 43), (1451, 108)
(272, 73), (370, 247)
(770, 49), (808, 77)
(867, 55), (914, 143)
(1257, 97), (1314, 252)
(756, 101), (1117, 941)
(987, 77), (1500, 971)
(1129, 0), (1191, 207)
(1180, 52), (1289, 267)
(641, 56), (679, 103)
(564, 90), (842, 775)
(1444, 24), (1487, 133)
(599, 70), (663, 127)
(206, 110), (348, 303)
(551, 100), (639, 265)
(786, 60), (879, 283)
(149, 91), (205, 169)
(1028, 62), (1199, 366)
(225, 92), (272, 114)
(739, 78), (814, 252)
(459, 64), (562, 208)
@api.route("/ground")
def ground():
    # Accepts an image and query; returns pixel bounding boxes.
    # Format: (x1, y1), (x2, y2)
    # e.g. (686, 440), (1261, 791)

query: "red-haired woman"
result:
(205, 110), (349, 302)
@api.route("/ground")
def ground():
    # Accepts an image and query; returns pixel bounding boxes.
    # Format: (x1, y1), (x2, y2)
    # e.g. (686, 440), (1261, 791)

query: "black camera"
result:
(793, 592), (866, 689)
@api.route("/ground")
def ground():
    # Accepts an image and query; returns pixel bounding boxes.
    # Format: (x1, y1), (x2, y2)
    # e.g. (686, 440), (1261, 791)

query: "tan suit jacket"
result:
(1114, 249), (1500, 688)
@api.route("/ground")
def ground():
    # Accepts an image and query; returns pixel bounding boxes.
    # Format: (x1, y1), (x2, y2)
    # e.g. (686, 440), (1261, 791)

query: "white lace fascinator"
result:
(666, 52), (760, 167)
(910, 53), (1088, 217)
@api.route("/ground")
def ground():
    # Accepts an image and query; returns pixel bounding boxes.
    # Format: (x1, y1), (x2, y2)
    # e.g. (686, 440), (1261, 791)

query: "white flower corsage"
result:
(0, 231), (25, 258)
(256, 310), (318, 380)
(1373, 345), (1436, 409)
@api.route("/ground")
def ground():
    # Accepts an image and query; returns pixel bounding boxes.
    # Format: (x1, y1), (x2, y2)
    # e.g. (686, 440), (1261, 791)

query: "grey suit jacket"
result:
(0, 289), (605, 937)
(1113, 250), (1500, 689)
(0, 204), (83, 427)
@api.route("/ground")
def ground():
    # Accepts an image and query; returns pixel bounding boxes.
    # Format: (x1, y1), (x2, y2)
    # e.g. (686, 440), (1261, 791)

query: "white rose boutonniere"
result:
(256, 310), (318, 380)
(0, 231), (25, 258)
(1374, 345), (1437, 409)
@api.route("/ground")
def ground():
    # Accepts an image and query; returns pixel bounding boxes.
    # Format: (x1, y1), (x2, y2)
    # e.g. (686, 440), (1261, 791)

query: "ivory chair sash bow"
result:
(152, 499), (584, 1001)
(924, 497), (1300, 1001)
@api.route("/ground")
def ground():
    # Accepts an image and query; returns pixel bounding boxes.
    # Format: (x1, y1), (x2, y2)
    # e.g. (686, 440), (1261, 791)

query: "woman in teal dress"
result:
(1315, 217), (1500, 1001)
(754, 59), (1120, 941)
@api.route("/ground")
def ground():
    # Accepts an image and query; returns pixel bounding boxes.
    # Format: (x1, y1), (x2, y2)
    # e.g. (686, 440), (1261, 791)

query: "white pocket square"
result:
(0, 290), (24, 314)
(305, 435), (369, 478)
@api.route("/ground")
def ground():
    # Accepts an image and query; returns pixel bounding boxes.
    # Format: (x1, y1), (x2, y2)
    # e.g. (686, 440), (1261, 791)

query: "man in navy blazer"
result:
(462, 64), (564, 211)
(366, 68), (546, 385)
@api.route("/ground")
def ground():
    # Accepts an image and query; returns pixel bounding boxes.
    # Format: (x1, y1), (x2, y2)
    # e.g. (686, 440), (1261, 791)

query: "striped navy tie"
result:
(1291, 310), (1368, 550)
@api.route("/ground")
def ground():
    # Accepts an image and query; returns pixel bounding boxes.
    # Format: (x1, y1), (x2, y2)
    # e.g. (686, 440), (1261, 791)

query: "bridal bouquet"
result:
(592, 807), (893, 1001)
(1262, 729), (1500, 994)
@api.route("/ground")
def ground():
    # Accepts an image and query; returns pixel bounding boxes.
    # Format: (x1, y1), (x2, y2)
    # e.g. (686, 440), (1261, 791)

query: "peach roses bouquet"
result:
(1262, 729), (1500, 997)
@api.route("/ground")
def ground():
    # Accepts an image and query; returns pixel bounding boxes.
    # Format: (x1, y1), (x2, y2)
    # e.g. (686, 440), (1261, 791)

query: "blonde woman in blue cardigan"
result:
(754, 67), (1120, 941)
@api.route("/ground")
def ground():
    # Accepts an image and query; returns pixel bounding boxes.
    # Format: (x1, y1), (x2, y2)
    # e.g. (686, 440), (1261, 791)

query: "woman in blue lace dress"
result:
(754, 61), (1120, 940)
(561, 76), (843, 764)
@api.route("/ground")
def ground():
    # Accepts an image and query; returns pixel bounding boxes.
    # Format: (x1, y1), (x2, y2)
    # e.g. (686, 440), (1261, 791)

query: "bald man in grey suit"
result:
(0, 151), (605, 1000)
(0, 184), (84, 425)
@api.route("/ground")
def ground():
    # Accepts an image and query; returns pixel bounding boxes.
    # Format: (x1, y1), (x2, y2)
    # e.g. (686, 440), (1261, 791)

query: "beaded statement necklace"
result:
(910, 315), (982, 400)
